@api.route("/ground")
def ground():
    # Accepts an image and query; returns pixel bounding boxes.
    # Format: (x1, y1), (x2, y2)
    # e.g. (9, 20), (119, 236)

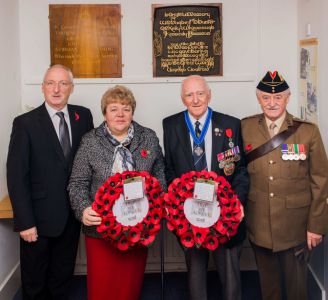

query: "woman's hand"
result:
(82, 207), (102, 226)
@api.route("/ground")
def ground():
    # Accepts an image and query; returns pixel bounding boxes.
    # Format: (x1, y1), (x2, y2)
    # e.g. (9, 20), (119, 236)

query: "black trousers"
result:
(20, 214), (80, 300)
(184, 244), (242, 300)
(251, 243), (308, 300)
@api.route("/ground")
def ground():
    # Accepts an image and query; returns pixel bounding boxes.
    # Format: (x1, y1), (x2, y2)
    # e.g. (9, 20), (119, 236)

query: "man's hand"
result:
(20, 227), (38, 243)
(82, 207), (102, 226)
(307, 231), (322, 250)
(240, 204), (245, 220)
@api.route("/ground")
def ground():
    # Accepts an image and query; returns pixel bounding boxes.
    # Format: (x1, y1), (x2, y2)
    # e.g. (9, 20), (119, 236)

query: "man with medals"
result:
(163, 75), (249, 300)
(241, 71), (328, 300)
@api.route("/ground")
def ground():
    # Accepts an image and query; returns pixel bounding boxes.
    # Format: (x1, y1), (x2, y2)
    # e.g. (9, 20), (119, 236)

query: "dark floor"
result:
(13, 271), (261, 300)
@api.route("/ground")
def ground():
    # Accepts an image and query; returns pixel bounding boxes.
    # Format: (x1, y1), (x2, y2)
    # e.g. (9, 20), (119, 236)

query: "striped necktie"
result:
(193, 121), (207, 171)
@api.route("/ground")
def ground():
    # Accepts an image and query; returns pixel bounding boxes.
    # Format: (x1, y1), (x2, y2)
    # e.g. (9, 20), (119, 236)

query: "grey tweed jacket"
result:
(68, 121), (167, 238)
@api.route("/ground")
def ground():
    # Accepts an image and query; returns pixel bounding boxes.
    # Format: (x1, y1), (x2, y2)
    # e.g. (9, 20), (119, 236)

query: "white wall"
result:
(298, 0), (328, 149)
(19, 0), (298, 143)
(0, 0), (21, 297)
(298, 0), (328, 297)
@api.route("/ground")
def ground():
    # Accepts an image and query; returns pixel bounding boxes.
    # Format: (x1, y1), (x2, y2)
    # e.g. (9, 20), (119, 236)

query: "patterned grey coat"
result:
(68, 121), (167, 238)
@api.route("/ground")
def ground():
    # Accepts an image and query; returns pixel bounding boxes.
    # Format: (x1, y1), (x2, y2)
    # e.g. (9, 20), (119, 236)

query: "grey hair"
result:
(43, 64), (74, 83)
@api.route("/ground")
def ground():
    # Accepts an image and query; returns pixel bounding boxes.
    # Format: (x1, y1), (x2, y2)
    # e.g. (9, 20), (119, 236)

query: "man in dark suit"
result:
(7, 64), (93, 299)
(163, 75), (249, 300)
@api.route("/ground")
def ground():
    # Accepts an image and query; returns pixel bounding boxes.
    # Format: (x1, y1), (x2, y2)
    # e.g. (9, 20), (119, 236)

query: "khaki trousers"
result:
(251, 243), (308, 300)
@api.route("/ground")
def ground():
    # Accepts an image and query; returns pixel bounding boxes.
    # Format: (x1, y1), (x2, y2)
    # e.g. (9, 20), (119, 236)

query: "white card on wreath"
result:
(123, 177), (144, 201)
(193, 179), (216, 202)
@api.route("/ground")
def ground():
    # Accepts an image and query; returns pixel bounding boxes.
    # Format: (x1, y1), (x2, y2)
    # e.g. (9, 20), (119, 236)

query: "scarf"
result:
(104, 123), (136, 174)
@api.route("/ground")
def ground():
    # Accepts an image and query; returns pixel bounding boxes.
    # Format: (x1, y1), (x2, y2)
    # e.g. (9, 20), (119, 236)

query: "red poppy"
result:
(148, 222), (161, 234)
(96, 223), (110, 235)
(167, 221), (175, 231)
(215, 221), (228, 235)
(117, 235), (130, 251)
(192, 226), (208, 246)
(140, 231), (155, 246)
(128, 228), (141, 243)
(141, 149), (148, 158)
(245, 144), (252, 151)
(225, 128), (233, 138)
(181, 232), (195, 248)
(107, 223), (122, 240)
(74, 112), (80, 121)
(175, 218), (189, 236)
(204, 235), (219, 251)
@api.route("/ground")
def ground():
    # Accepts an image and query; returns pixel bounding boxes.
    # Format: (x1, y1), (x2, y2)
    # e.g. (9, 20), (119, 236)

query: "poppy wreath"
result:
(164, 170), (242, 250)
(92, 170), (164, 251)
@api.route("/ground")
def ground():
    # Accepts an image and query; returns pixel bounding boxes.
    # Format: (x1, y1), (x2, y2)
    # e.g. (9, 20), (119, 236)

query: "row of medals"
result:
(218, 141), (240, 169)
(281, 144), (307, 161)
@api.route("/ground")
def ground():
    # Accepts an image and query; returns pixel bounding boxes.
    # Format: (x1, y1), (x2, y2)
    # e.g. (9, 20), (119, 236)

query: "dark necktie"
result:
(193, 121), (207, 171)
(56, 112), (71, 160)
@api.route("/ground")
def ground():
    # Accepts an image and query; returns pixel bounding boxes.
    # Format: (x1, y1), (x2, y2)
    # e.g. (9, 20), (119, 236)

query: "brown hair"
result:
(101, 85), (136, 115)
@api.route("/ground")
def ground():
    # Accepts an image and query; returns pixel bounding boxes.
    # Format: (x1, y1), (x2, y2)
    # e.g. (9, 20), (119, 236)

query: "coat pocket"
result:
(285, 190), (311, 208)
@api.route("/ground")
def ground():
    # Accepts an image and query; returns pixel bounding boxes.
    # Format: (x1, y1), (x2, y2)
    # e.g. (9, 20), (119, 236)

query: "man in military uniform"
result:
(241, 71), (328, 300)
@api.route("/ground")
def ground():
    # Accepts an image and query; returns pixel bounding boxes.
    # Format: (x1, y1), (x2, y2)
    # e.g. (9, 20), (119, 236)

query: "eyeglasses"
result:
(43, 80), (72, 89)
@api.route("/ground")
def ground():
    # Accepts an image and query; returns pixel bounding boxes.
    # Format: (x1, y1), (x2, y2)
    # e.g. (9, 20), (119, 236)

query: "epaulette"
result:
(241, 113), (262, 121)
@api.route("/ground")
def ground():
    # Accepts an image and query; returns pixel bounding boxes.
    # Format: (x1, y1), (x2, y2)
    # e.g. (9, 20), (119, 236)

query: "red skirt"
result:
(85, 236), (148, 300)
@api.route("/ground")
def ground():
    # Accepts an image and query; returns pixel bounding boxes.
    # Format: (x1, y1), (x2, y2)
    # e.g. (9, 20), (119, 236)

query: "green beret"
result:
(257, 71), (289, 93)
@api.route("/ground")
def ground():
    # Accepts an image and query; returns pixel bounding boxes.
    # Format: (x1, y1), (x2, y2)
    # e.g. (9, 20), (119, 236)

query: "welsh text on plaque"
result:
(49, 4), (122, 78)
(152, 4), (222, 77)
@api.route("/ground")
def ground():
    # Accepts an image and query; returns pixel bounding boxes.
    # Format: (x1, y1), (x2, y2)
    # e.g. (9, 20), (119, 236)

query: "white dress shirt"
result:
(45, 102), (72, 146)
(188, 110), (212, 171)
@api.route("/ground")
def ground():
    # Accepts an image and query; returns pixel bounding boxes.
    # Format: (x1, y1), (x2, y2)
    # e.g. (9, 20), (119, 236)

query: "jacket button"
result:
(269, 176), (273, 181)
(270, 193), (274, 197)
(269, 160), (274, 164)
(326, 198), (328, 204)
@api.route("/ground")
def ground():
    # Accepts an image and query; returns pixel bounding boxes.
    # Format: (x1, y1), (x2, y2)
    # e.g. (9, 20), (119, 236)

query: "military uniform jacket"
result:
(241, 112), (328, 252)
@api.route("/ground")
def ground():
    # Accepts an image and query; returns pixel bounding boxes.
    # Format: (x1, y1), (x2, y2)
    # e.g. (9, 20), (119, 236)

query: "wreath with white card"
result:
(92, 171), (164, 251)
(164, 170), (242, 250)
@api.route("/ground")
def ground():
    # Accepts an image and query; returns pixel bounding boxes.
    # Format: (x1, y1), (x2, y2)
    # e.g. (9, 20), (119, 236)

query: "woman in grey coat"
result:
(68, 85), (166, 300)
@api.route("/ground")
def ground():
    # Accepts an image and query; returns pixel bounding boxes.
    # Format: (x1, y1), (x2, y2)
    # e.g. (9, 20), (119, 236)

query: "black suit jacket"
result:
(163, 110), (249, 247)
(7, 103), (93, 237)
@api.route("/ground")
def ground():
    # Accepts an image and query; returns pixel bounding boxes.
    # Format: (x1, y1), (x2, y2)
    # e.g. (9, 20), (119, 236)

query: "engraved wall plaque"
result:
(153, 4), (222, 77)
(49, 4), (122, 78)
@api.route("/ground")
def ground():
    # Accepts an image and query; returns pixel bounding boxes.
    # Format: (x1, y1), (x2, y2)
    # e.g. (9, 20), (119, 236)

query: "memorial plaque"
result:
(152, 4), (222, 77)
(49, 4), (122, 78)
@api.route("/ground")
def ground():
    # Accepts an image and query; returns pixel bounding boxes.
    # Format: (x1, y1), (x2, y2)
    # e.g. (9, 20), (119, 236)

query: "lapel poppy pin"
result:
(245, 144), (252, 151)
(75, 112), (80, 121)
(225, 128), (233, 138)
(141, 149), (149, 158)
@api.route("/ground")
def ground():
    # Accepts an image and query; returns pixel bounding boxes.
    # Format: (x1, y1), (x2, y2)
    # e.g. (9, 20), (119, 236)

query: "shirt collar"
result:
(188, 109), (209, 127)
(265, 111), (286, 131)
(45, 102), (69, 118)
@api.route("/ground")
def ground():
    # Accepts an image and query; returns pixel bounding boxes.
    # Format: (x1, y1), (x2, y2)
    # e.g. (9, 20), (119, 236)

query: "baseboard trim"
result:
(308, 264), (326, 300)
(0, 262), (20, 300)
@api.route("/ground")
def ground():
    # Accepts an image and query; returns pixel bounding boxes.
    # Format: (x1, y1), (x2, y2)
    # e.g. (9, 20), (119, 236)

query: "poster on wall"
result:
(49, 4), (122, 78)
(299, 38), (318, 124)
(152, 4), (222, 77)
